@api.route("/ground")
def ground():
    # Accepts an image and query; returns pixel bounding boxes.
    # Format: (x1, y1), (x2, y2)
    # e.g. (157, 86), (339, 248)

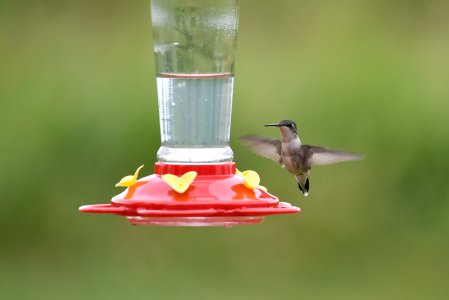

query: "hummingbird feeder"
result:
(79, 0), (300, 226)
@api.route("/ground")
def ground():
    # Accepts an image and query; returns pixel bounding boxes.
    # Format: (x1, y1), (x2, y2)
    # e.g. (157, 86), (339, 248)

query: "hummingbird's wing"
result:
(240, 135), (282, 164)
(303, 145), (363, 167)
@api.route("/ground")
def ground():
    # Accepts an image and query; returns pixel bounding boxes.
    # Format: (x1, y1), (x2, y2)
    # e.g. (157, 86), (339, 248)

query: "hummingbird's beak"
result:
(264, 123), (280, 127)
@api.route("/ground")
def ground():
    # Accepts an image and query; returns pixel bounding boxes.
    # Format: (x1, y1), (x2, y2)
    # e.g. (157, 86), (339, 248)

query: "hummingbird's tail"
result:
(297, 178), (310, 196)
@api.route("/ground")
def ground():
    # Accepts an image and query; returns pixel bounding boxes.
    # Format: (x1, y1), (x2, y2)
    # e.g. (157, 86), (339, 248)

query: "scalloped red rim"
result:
(79, 202), (300, 217)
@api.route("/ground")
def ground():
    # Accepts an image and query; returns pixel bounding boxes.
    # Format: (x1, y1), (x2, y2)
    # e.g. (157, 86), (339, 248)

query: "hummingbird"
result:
(240, 120), (362, 196)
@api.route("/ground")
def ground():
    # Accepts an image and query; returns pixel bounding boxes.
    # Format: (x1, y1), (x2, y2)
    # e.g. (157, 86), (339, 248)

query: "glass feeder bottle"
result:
(152, 0), (238, 163)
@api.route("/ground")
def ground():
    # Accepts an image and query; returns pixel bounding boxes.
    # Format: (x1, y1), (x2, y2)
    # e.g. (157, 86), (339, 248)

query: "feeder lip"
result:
(80, 163), (300, 226)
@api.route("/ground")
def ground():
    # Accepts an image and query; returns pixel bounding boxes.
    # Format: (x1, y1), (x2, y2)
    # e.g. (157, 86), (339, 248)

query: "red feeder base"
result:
(79, 163), (300, 227)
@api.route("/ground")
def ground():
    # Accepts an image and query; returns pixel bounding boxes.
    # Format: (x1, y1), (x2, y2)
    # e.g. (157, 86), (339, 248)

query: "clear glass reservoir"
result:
(150, 0), (239, 163)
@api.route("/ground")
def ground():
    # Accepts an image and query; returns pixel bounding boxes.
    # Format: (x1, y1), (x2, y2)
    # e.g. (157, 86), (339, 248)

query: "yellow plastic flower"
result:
(161, 171), (197, 194)
(115, 165), (144, 187)
(242, 170), (260, 189)
(238, 169), (268, 192)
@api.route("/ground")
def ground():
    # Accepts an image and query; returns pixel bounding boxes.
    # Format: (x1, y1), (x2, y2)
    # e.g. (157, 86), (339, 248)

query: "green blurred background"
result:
(1, 0), (449, 299)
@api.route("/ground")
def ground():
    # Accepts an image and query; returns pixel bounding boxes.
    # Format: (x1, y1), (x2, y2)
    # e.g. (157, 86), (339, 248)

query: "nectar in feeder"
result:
(79, 0), (300, 226)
